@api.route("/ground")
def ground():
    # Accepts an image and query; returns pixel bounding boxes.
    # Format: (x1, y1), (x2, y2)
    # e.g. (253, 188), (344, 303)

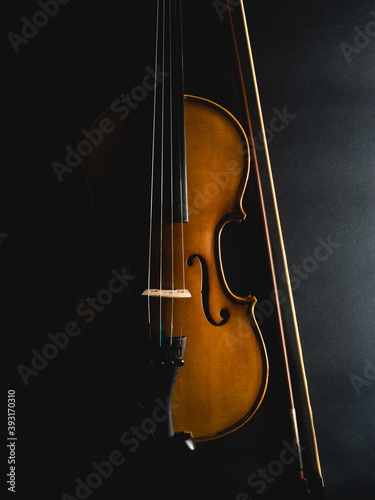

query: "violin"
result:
(70, 0), (324, 496)
(81, 0), (267, 443)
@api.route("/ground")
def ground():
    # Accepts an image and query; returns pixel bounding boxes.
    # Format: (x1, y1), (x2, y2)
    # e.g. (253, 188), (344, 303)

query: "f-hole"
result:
(187, 254), (230, 326)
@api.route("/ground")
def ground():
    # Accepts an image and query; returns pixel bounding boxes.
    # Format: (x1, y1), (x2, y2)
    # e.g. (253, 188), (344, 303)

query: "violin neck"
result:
(154, 0), (188, 223)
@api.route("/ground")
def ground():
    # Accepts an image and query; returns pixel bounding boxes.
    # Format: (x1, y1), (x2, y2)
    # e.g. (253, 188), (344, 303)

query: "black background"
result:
(3, 1), (375, 499)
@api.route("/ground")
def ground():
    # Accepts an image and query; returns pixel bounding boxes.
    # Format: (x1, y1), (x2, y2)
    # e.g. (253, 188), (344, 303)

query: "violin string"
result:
(159, 0), (167, 348)
(147, 0), (160, 344)
(178, 0), (186, 344)
(169, 0), (175, 346)
(238, 0), (323, 481)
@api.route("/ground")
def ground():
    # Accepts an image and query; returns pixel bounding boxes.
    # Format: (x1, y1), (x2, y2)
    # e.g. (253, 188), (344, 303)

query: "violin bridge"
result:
(142, 289), (191, 298)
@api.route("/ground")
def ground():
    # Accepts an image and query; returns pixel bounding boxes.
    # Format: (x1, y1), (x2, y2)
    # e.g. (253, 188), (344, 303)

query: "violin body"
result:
(171, 96), (268, 440)
(77, 92), (268, 441)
